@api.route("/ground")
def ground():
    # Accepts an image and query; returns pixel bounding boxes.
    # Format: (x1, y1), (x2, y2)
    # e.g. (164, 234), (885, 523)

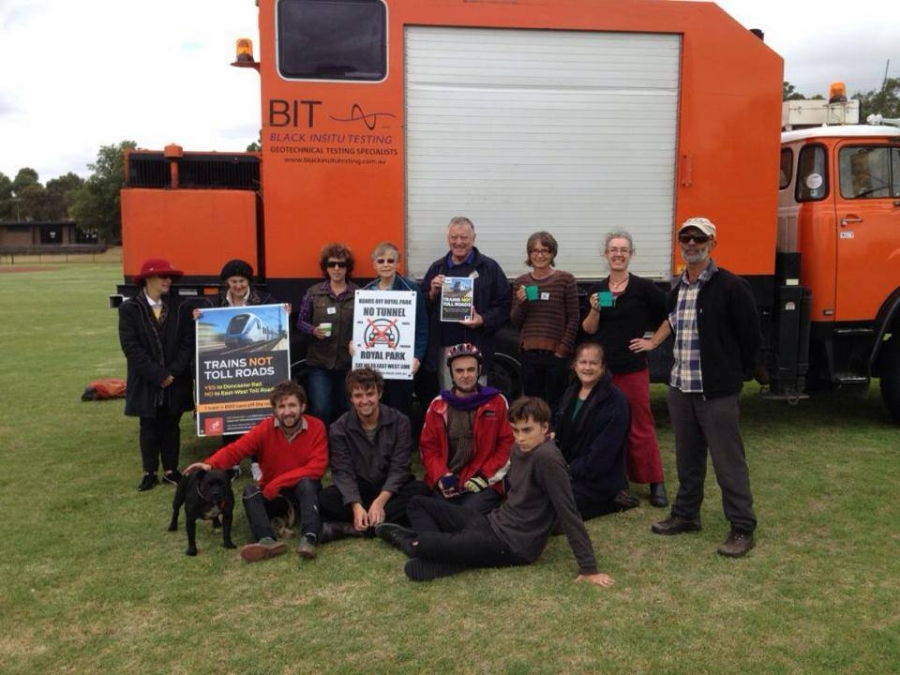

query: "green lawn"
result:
(1, 262), (897, 675)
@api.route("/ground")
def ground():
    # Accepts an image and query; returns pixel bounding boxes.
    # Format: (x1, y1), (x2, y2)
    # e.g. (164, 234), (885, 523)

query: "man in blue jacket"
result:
(639, 217), (760, 558)
(419, 216), (511, 403)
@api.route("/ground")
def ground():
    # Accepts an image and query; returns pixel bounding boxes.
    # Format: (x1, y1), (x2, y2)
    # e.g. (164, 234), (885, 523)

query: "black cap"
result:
(220, 259), (254, 282)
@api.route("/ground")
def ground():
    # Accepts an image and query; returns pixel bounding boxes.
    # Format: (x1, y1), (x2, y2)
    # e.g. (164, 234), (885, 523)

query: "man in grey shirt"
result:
(377, 397), (614, 587)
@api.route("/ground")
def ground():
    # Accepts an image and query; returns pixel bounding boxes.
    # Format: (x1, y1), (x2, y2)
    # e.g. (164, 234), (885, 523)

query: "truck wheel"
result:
(488, 352), (523, 401)
(878, 337), (900, 423)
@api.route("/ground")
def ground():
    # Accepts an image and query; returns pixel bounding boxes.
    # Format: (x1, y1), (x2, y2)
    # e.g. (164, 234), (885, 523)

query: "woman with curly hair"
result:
(296, 243), (358, 424)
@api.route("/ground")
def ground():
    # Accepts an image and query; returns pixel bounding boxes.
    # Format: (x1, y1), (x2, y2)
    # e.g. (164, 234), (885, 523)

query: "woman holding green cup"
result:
(510, 231), (579, 410)
(582, 231), (669, 507)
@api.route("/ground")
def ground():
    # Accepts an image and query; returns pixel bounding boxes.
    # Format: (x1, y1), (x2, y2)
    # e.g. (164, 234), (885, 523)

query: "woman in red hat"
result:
(118, 258), (196, 491)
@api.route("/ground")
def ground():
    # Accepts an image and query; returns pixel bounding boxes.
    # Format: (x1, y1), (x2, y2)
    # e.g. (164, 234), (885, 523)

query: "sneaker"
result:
(404, 558), (466, 582)
(614, 490), (640, 512)
(162, 470), (183, 486)
(717, 530), (755, 558)
(250, 462), (263, 482)
(649, 482), (669, 508)
(239, 537), (287, 563)
(297, 534), (317, 560)
(651, 515), (702, 536)
(375, 523), (417, 555)
(137, 473), (158, 492)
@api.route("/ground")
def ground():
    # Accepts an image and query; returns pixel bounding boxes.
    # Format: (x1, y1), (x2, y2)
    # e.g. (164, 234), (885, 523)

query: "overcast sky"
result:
(1, 0), (897, 182)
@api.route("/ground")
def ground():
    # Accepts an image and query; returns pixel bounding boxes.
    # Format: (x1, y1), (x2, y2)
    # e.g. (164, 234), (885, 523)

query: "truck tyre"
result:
(878, 337), (900, 423)
(488, 352), (523, 401)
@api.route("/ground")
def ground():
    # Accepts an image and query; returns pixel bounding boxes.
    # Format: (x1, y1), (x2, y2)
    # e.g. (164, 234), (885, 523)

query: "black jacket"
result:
(554, 371), (630, 500)
(667, 265), (761, 398)
(119, 292), (196, 418)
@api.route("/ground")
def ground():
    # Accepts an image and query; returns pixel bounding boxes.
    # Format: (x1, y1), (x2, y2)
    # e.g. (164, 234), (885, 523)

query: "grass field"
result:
(1, 262), (898, 675)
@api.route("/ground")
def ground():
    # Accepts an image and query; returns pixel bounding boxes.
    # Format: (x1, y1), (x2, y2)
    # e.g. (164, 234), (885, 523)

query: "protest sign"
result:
(352, 290), (416, 380)
(440, 276), (474, 322)
(195, 304), (291, 436)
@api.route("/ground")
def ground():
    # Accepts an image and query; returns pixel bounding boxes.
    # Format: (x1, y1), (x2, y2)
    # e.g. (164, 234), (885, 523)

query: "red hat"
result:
(133, 258), (183, 284)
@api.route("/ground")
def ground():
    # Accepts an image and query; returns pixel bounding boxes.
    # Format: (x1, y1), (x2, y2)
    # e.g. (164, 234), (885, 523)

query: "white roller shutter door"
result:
(405, 26), (681, 281)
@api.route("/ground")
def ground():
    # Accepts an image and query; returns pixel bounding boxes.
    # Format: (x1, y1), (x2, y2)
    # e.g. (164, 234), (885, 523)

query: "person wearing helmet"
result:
(119, 258), (196, 491)
(417, 342), (514, 513)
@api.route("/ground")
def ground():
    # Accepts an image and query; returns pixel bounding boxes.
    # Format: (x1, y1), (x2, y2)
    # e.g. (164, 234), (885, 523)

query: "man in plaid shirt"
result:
(632, 217), (760, 558)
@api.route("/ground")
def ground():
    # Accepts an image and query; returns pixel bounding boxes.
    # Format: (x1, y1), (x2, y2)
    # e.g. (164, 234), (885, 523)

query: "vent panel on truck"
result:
(404, 27), (681, 280)
(126, 153), (260, 190)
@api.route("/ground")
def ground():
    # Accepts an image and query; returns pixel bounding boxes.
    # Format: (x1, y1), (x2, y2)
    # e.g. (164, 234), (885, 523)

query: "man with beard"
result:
(418, 343), (514, 514)
(632, 217), (760, 558)
(185, 381), (327, 562)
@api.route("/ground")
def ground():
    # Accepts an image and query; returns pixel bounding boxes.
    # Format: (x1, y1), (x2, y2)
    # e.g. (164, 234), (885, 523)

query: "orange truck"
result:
(113, 0), (900, 421)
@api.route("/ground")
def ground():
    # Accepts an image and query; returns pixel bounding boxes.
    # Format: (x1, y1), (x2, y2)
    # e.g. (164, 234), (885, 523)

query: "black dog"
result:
(168, 469), (236, 556)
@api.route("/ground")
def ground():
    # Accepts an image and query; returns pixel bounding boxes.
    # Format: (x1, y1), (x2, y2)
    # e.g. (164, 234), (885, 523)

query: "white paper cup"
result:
(319, 322), (333, 337)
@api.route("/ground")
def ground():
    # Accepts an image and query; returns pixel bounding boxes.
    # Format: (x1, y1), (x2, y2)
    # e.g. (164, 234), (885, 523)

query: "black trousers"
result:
(242, 479), (321, 541)
(319, 478), (431, 526)
(139, 412), (183, 473)
(406, 496), (528, 569)
(520, 350), (571, 412)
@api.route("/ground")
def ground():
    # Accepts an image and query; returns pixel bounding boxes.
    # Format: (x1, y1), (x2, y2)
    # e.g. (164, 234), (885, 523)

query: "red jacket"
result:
(419, 394), (513, 494)
(205, 416), (328, 499)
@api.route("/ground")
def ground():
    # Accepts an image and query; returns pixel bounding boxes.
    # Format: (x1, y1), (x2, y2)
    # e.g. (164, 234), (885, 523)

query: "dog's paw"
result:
(223, 540), (237, 549)
(167, 524), (178, 532)
(186, 548), (198, 556)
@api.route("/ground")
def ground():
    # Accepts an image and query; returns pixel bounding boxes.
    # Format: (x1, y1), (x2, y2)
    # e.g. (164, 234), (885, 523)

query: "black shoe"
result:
(651, 515), (701, 535)
(297, 534), (317, 560)
(404, 558), (467, 582)
(717, 530), (755, 558)
(162, 470), (183, 485)
(319, 522), (365, 544)
(375, 523), (416, 555)
(614, 490), (639, 512)
(649, 482), (669, 508)
(137, 473), (158, 491)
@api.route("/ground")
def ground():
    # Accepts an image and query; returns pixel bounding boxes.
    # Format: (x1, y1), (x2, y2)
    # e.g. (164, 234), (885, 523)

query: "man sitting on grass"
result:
(184, 381), (327, 562)
(318, 367), (430, 542)
(376, 396), (615, 587)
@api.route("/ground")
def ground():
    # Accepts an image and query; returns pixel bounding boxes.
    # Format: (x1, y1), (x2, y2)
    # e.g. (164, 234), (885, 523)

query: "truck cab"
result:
(777, 118), (900, 417)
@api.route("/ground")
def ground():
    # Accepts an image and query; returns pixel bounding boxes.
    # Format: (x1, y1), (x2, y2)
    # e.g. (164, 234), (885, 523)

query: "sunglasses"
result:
(156, 274), (175, 280)
(375, 258), (396, 264)
(326, 260), (348, 268)
(678, 233), (711, 244)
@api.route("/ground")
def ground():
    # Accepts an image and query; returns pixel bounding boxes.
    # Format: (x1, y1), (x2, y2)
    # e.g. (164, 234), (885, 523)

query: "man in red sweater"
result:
(185, 381), (327, 562)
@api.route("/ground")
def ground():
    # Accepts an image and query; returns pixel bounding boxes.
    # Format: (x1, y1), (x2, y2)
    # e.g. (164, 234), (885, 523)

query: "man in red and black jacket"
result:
(419, 343), (513, 514)
(185, 381), (327, 562)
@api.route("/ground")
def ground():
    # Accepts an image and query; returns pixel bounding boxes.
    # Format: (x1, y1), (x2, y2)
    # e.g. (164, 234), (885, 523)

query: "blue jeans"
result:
(306, 367), (349, 425)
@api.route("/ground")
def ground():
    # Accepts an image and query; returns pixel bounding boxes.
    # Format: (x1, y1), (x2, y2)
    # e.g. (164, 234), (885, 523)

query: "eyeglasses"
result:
(326, 260), (348, 268)
(606, 248), (631, 254)
(375, 258), (396, 265)
(678, 233), (711, 244)
(156, 274), (174, 280)
(529, 248), (552, 256)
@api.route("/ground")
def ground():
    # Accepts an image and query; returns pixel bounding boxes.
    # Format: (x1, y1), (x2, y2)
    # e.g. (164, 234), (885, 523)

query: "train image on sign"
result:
(224, 312), (280, 348)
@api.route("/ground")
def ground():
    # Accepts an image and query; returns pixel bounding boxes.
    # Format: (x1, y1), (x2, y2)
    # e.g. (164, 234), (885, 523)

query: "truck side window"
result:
(779, 148), (793, 190)
(839, 146), (895, 199)
(796, 144), (827, 202)
(277, 0), (387, 81)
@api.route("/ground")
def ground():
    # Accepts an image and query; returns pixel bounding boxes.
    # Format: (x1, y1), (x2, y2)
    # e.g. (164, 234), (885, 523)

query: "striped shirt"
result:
(669, 261), (718, 393)
(510, 269), (579, 356)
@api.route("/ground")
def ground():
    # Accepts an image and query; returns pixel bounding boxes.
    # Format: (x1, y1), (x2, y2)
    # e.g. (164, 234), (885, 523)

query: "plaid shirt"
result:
(669, 260), (718, 393)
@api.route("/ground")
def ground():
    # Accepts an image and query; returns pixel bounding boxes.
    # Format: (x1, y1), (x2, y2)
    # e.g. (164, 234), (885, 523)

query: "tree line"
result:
(0, 140), (136, 244)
